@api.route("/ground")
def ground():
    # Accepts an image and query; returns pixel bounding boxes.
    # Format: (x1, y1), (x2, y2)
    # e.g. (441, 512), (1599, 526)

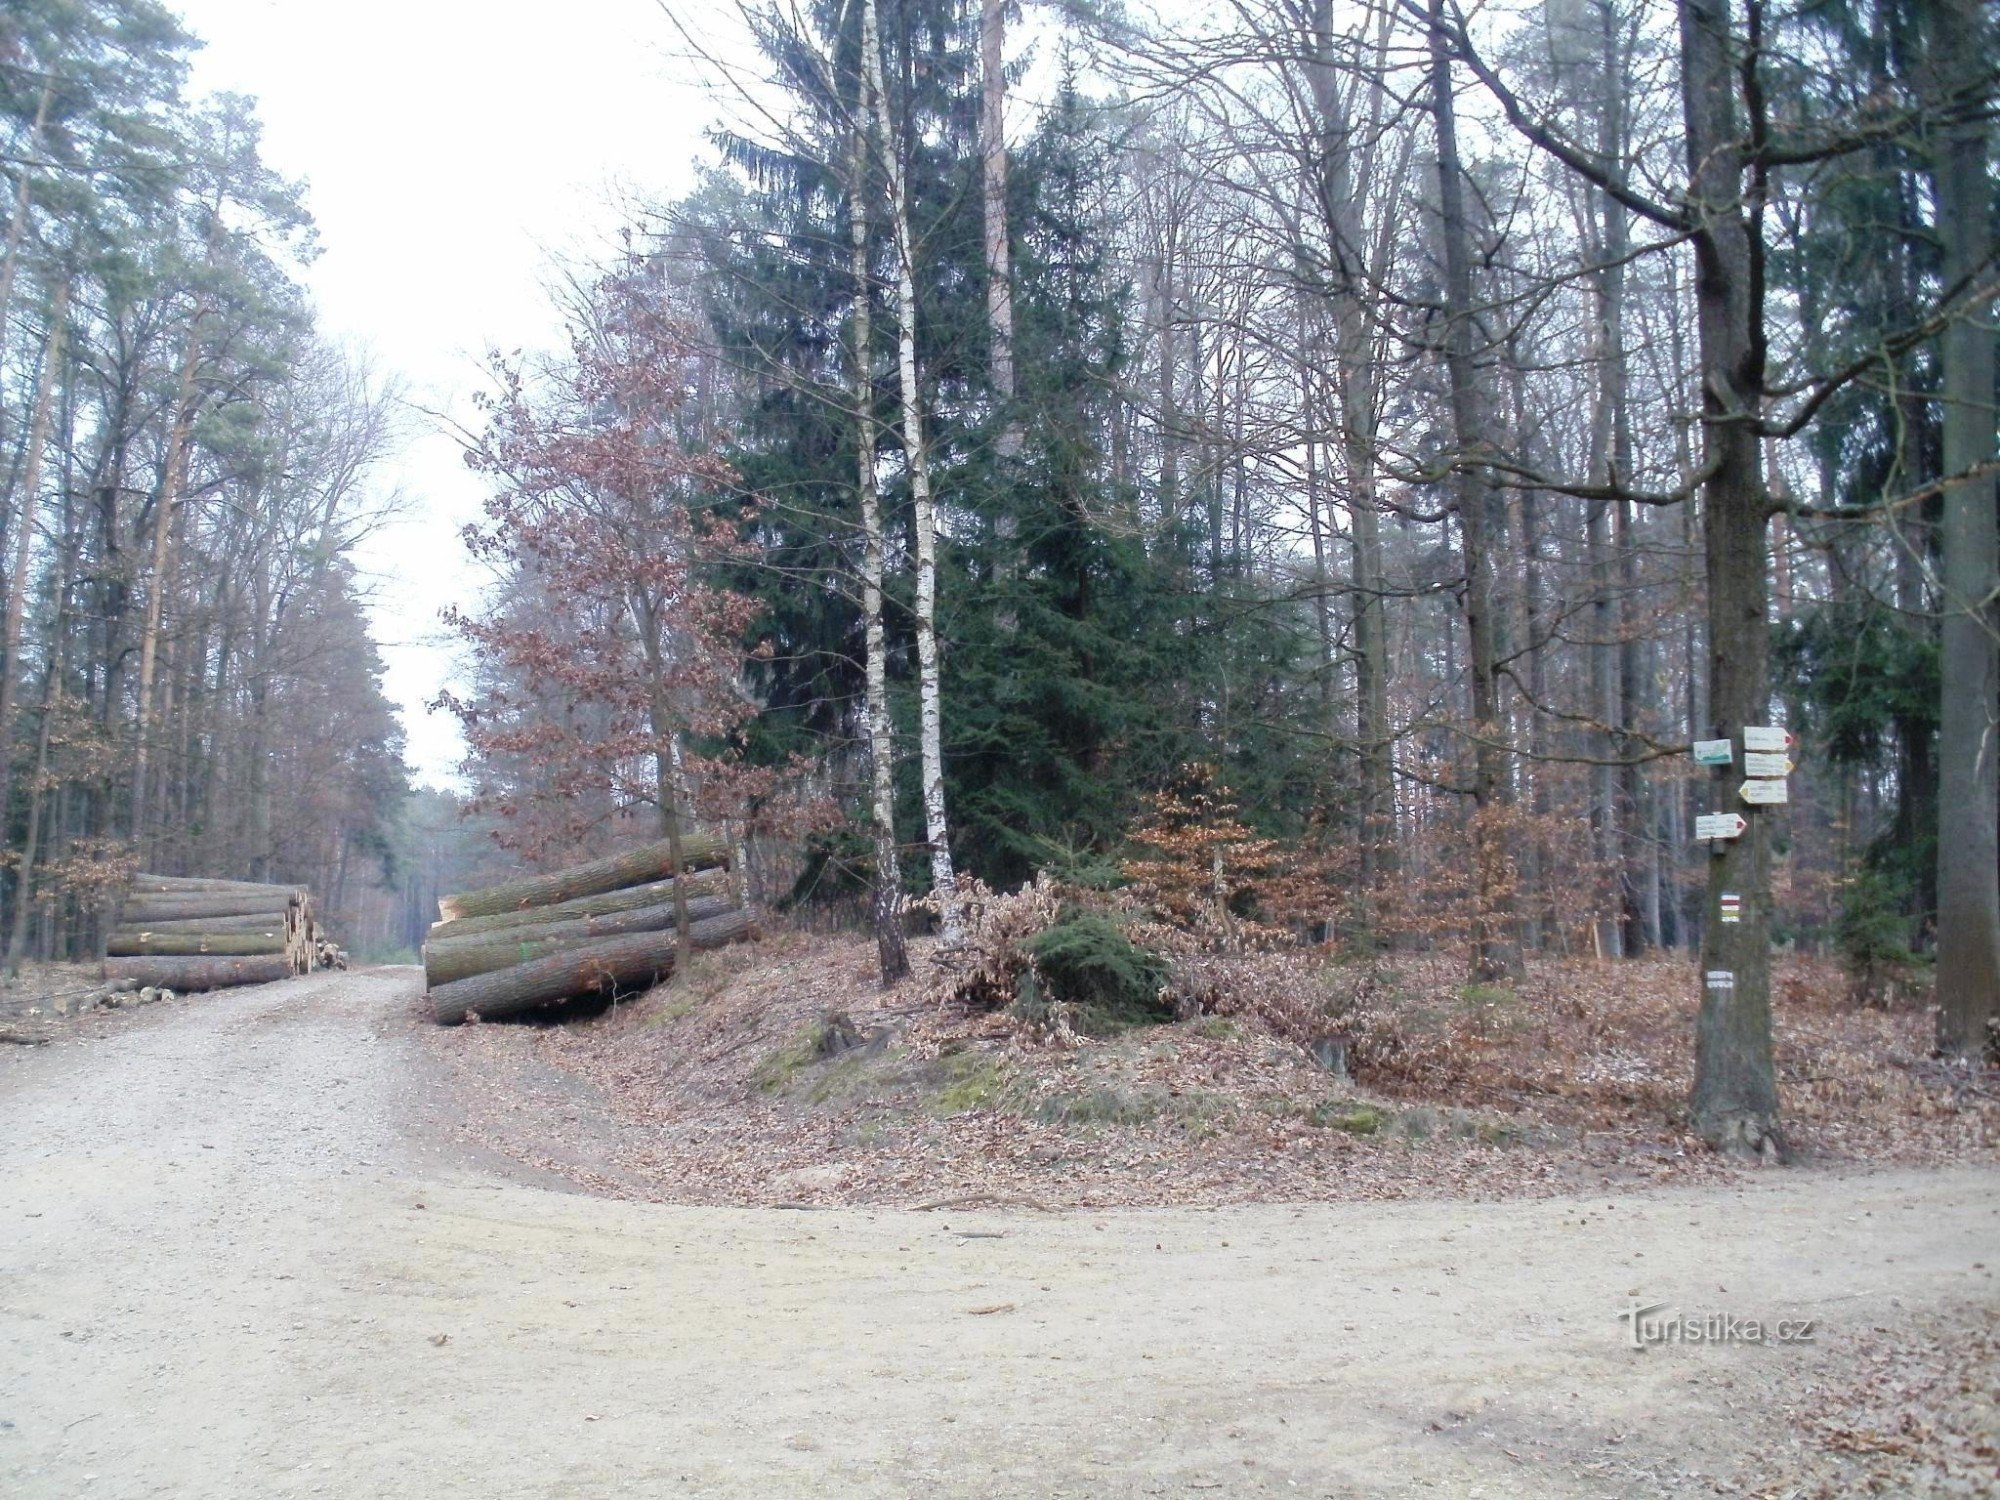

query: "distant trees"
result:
(0, 0), (408, 955)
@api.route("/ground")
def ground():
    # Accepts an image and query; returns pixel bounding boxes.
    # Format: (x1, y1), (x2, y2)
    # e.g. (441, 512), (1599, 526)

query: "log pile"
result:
(105, 874), (332, 991)
(426, 835), (755, 1024)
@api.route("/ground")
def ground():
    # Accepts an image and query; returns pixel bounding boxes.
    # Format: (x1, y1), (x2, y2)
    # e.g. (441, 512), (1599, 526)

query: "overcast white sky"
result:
(172, 0), (718, 785)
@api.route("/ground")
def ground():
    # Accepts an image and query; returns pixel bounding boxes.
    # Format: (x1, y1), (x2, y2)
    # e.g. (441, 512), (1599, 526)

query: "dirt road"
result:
(1, 968), (1993, 1498)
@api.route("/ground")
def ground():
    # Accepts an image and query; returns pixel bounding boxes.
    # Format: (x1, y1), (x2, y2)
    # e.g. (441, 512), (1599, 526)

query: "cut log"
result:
(128, 874), (301, 898)
(429, 908), (757, 1024)
(112, 911), (292, 935)
(436, 833), (727, 922)
(422, 894), (735, 987)
(102, 953), (295, 991)
(427, 868), (727, 943)
(106, 932), (290, 957)
(123, 890), (306, 923)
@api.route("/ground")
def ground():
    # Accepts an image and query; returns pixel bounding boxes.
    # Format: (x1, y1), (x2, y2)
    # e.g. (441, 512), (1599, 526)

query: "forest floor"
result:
(419, 931), (1998, 1209)
(1, 958), (1994, 1497)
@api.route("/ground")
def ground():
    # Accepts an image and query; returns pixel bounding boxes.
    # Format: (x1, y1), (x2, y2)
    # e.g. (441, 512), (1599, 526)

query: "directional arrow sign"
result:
(1692, 738), (1734, 766)
(1739, 778), (1789, 806)
(1742, 751), (1795, 778)
(1743, 725), (1796, 753)
(1696, 812), (1748, 840)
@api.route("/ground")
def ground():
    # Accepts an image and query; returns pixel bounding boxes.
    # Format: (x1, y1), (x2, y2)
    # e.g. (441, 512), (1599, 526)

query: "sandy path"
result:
(1, 967), (1993, 1498)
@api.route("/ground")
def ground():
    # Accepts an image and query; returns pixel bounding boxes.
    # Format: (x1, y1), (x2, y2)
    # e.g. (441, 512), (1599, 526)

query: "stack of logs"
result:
(106, 874), (330, 992)
(425, 833), (756, 1024)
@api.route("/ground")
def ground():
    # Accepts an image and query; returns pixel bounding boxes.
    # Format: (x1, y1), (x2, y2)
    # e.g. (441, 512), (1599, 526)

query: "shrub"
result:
(1025, 914), (1172, 1029)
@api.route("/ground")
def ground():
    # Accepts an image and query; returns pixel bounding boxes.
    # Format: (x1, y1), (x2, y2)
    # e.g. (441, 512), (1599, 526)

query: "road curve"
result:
(1, 967), (1994, 1498)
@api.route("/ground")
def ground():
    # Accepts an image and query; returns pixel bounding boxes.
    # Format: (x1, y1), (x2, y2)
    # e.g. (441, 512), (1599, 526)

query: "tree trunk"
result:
(103, 953), (294, 991)
(0, 84), (52, 379)
(129, 330), (202, 845)
(980, 0), (1021, 605)
(1929, 0), (2000, 1059)
(117, 911), (292, 935)
(864, 0), (959, 943)
(106, 932), (289, 957)
(429, 907), (758, 1024)
(1682, 0), (1781, 1157)
(1428, 0), (1521, 983)
(0, 279), (69, 840)
(1310, 0), (1398, 916)
(128, 875), (295, 896)
(434, 832), (726, 922)
(3, 597), (64, 975)
(848, 99), (909, 985)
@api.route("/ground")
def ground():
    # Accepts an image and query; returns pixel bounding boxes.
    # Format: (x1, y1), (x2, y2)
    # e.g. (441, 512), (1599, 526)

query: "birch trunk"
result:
(864, 0), (959, 943)
(848, 102), (908, 984)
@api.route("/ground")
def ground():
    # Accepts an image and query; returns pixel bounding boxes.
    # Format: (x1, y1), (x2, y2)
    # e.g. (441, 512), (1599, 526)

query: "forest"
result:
(4, 0), (1996, 1158)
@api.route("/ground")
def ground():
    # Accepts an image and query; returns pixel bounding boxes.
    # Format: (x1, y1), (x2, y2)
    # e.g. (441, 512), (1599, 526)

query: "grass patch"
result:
(930, 1052), (1012, 1114)
(752, 1013), (865, 1094)
(1304, 1097), (1532, 1146)
(1312, 1102), (1385, 1135)
(644, 993), (701, 1027)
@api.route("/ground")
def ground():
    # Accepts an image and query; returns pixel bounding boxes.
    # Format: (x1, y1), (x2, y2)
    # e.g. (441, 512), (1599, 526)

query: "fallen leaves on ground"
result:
(413, 931), (1995, 1212)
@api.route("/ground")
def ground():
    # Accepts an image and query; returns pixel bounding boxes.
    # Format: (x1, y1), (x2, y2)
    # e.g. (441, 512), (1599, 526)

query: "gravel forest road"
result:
(1, 967), (1994, 1499)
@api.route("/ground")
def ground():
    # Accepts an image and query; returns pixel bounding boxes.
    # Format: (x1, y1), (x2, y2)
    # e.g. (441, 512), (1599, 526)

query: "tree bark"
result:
(434, 832), (726, 922)
(1929, 0), (2000, 1060)
(106, 932), (289, 957)
(0, 278), (69, 840)
(422, 893), (734, 987)
(427, 867), (727, 943)
(1683, 0), (1781, 1157)
(1310, 0), (1398, 914)
(1428, 0), (1522, 982)
(4, 589), (65, 976)
(122, 889), (303, 923)
(429, 907), (758, 1024)
(864, 0), (960, 943)
(129, 328), (202, 846)
(116, 911), (292, 935)
(103, 953), (294, 991)
(981, 0), (1021, 608)
(0, 83), (52, 381)
(128, 875), (296, 896)
(847, 94), (909, 985)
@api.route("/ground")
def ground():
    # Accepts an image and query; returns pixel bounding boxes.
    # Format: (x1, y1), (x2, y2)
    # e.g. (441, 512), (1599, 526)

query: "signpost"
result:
(1692, 738), (1735, 767)
(1742, 752), (1795, 779)
(1739, 778), (1789, 806)
(1696, 812), (1748, 841)
(1742, 725), (1795, 754)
